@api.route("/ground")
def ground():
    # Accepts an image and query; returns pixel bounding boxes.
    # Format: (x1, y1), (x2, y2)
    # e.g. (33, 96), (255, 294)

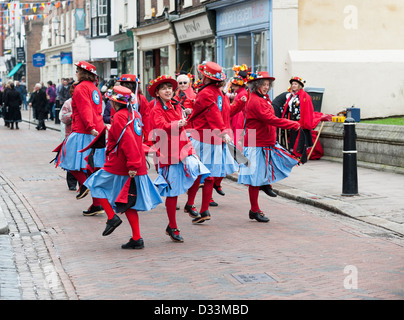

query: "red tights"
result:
(97, 198), (141, 240)
(186, 176), (215, 213)
(248, 185), (260, 212)
(165, 197), (179, 234)
(70, 170), (100, 206)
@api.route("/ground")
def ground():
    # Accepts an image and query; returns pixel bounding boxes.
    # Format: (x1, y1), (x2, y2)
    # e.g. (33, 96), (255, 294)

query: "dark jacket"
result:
(30, 88), (48, 114)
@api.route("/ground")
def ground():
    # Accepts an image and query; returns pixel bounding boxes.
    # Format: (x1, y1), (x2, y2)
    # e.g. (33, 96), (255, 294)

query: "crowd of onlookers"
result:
(0, 77), (74, 131)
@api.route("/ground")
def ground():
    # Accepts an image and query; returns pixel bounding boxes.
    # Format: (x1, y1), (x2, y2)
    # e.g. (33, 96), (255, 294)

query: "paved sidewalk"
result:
(14, 109), (404, 237)
(0, 112), (402, 301)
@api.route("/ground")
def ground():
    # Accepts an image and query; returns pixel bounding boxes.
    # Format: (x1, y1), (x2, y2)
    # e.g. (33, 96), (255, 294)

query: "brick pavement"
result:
(0, 121), (403, 300)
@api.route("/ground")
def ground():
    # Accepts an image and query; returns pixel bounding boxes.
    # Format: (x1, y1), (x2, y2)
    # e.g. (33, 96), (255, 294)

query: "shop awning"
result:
(7, 62), (23, 78)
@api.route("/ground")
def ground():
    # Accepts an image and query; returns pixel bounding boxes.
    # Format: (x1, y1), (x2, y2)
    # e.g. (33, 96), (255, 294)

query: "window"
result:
(221, 31), (268, 74)
(91, 0), (110, 37)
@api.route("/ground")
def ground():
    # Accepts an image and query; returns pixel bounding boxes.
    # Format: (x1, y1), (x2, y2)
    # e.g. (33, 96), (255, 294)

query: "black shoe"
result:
(83, 205), (105, 216)
(184, 203), (200, 218)
(102, 214), (122, 236)
(213, 184), (225, 196)
(68, 187), (77, 191)
(165, 225), (184, 242)
(249, 210), (270, 223)
(260, 185), (277, 197)
(192, 210), (211, 224)
(121, 238), (144, 249)
(76, 185), (89, 200)
(209, 198), (218, 207)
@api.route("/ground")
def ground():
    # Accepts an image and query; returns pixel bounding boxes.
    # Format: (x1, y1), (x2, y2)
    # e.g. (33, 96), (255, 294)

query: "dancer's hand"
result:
(128, 170), (137, 178)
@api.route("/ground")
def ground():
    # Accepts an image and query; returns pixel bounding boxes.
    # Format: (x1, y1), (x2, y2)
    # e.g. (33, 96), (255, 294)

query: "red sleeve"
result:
(298, 91), (314, 129)
(253, 98), (299, 131)
(230, 96), (246, 117)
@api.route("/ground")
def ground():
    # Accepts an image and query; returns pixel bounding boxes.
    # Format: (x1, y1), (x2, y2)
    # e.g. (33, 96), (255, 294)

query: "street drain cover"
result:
(232, 273), (276, 284)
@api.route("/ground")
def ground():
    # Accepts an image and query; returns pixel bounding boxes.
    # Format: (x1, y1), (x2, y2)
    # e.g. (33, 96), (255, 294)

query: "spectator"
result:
(4, 82), (22, 130)
(29, 83), (48, 130)
(20, 77), (28, 110)
(46, 81), (56, 121)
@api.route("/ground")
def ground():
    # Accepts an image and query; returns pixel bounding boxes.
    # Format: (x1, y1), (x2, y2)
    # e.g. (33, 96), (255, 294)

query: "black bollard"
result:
(342, 117), (358, 196)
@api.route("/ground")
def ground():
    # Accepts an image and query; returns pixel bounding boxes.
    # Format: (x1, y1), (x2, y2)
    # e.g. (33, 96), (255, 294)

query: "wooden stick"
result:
(308, 121), (325, 160)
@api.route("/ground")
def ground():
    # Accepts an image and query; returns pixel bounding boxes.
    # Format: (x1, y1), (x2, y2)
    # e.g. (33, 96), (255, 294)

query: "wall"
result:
(319, 122), (404, 173)
(272, 0), (404, 119)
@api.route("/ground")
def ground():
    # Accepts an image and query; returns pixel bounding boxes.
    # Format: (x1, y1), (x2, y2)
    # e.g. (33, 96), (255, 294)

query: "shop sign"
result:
(174, 14), (214, 43)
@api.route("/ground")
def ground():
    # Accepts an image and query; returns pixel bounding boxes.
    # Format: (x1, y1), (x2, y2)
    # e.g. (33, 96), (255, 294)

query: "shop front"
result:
(207, 0), (272, 78)
(172, 10), (216, 77)
(134, 20), (176, 99)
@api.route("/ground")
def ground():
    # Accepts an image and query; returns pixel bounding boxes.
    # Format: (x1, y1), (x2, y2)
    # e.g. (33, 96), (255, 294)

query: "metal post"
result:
(342, 117), (358, 196)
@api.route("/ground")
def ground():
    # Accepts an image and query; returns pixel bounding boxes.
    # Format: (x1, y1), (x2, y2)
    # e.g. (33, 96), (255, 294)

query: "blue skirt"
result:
(154, 154), (210, 197)
(58, 132), (106, 171)
(190, 138), (239, 178)
(84, 170), (163, 212)
(238, 143), (299, 186)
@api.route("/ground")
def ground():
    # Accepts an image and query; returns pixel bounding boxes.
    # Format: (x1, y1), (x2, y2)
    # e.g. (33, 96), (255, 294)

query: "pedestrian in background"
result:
(4, 82), (22, 130)
(15, 80), (27, 112)
(29, 83), (48, 131)
(46, 81), (56, 121)
(20, 77), (28, 110)
(238, 71), (301, 223)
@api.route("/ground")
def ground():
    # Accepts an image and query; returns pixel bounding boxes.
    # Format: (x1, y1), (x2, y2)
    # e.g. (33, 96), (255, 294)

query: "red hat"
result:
(247, 71), (275, 82)
(289, 76), (306, 87)
(109, 86), (134, 105)
(198, 61), (226, 81)
(147, 75), (178, 98)
(75, 61), (98, 76)
(117, 74), (139, 83)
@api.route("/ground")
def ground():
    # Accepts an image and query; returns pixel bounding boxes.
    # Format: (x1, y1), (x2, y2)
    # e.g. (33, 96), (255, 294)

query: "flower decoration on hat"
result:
(117, 74), (139, 83)
(74, 61), (98, 76)
(231, 64), (249, 86)
(110, 86), (134, 105)
(198, 61), (226, 81)
(147, 75), (178, 98)
(289, 76), (306, 87)
(247, 71), (275, 82)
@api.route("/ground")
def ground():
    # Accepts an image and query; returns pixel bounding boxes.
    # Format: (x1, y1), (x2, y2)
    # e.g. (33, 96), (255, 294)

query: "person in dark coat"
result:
(4, 82), (22, 130)
(29, 83), (48, 130)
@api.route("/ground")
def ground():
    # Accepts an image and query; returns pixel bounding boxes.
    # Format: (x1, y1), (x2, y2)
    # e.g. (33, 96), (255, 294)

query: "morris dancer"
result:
(55, 61), (106, 216)
(84, 86), (163, 249)
(238, 72), (301, 222)
(148, 75), (210, 241)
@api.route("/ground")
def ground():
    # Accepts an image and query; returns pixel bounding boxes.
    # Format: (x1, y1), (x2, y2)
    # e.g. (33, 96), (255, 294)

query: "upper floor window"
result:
(91, 0), (110, 37)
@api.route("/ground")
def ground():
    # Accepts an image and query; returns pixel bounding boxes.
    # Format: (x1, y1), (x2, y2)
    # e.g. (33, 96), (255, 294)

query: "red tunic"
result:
(190, 83), (226, 145)
(103, 108), (147, 176)
(244, 92), (300, 147)
(230, 87), (248, 147)
(149, 99), (194, 167)
(71, 81), (105, 134)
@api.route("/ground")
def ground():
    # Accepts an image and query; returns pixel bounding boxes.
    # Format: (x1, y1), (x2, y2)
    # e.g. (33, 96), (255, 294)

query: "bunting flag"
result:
(0, 1), (72, 27)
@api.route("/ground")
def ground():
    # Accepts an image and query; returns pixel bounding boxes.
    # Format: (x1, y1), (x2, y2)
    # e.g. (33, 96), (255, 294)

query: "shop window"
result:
(222, 31), (268, 75)
(193, 39), (217, 78)
(253, 31), (268, 72)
